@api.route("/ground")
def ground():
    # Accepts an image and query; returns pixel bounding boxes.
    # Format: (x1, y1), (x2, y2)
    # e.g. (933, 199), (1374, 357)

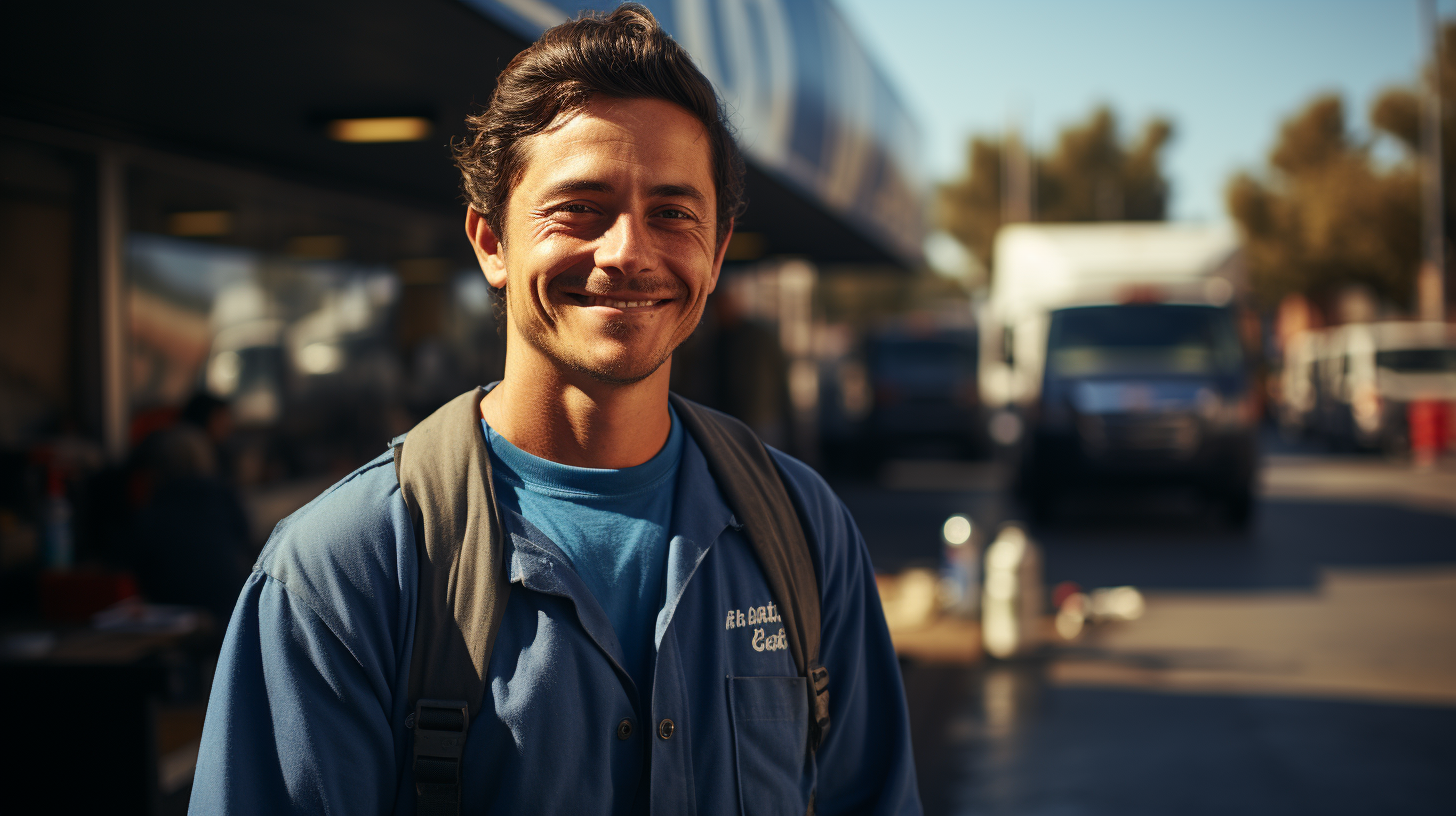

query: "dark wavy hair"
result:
(453, 3), (745, 247)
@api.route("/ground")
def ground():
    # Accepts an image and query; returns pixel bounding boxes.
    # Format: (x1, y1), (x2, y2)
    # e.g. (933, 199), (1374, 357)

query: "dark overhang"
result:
(1, 0), (918, 266)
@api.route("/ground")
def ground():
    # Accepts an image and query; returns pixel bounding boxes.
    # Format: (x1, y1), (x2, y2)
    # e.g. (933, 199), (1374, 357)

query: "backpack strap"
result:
(393, 387), (509, 816)
(668, 393), (830, 752)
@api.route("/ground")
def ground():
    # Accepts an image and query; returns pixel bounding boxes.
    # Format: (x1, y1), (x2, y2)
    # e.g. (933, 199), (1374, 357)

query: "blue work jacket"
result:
(190, 430), (921, 815)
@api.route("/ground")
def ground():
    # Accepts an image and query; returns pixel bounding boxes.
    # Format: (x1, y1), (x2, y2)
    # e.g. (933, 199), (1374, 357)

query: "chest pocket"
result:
(728, 675), (811, 816)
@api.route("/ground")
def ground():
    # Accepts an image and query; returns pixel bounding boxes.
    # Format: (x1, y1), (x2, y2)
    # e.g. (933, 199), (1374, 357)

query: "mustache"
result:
(552, 273), (688, 298)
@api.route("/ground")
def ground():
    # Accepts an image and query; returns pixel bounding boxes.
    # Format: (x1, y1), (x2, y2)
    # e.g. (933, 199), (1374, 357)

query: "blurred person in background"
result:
(125, 391), (251, 623)
(188, 6), (919, 816)
(685, 284), (792, 448)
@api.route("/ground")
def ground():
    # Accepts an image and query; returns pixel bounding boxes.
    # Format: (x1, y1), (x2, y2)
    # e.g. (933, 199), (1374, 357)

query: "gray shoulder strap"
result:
(668, 393), (830, 748)
(393, 387), (508, 816)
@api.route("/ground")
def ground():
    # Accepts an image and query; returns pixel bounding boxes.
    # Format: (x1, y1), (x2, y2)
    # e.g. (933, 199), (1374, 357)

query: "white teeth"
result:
(599, 299), (657, 308)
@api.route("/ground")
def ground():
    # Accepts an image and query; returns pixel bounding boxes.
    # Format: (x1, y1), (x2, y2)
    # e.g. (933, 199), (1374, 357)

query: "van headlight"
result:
(1199, 388), (1253, 429)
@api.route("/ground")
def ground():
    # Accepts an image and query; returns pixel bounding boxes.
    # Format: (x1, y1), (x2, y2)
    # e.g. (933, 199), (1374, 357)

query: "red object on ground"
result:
(39, 570), (139, 622)
(1052, 581), (1083, 610)
(1408, 400), (1451, 462)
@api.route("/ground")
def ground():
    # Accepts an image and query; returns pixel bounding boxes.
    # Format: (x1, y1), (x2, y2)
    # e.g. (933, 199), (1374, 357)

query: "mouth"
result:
(564, 293), (670, 310)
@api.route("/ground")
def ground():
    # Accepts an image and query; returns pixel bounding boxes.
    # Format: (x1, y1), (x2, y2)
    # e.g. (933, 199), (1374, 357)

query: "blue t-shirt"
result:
(483, 411), (683, 703)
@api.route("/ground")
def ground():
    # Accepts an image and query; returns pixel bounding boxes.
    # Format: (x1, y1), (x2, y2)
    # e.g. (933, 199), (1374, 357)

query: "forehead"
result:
(512, 97), (715, 201)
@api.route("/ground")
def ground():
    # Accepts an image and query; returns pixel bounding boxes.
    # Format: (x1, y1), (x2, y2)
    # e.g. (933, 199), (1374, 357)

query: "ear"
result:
(465, 208), (508, 288)
(706, 219), (733, 295)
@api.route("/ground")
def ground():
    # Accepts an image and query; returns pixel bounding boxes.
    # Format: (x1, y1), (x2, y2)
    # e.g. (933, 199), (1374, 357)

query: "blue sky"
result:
(834, 0), (1449, 223)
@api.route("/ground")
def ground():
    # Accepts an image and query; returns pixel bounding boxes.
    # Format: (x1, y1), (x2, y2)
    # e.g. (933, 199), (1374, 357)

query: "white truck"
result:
(979, 223), (1257, 524)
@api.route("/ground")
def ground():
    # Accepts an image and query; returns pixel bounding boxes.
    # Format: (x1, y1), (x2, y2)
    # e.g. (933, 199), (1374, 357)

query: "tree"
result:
(938, 106), (1173, 274)
(1038, 107), (1171, 223)
(937, 137), (1004, 274)
(1227, 96), (1420, 309)
(1227, 24), (1456, 311)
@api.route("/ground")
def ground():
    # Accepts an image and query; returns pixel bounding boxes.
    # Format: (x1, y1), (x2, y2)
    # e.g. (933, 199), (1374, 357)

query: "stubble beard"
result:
(515, 296), (698, 387)
(561, 318), (674, 386)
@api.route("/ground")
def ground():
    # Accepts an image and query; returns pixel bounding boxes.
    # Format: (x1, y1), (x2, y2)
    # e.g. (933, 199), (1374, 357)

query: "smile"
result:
(566, 293), (667, 309)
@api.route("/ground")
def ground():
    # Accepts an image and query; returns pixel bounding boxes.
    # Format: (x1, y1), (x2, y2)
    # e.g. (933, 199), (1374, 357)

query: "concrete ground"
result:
(852, 446), (1456, 815)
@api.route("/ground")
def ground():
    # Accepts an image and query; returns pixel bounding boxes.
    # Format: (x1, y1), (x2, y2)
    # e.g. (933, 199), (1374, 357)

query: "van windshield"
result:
(1047, 305), (1242, 377)
(1376, 348), (1456, 373)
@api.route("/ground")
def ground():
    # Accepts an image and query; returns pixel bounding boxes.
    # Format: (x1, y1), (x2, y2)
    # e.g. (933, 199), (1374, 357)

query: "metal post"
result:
(1000, 124), (1016, 227)
(778, 260), (819, 466)
(1001, 119), (1032, 225)
(98, 147), (129, 461)
(981, 523), (1043, 659)
(1420, 0), (1446, 322)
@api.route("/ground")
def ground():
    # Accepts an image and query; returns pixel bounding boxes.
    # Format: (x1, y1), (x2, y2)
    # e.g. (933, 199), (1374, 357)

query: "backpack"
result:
(391, 387), (830, 816)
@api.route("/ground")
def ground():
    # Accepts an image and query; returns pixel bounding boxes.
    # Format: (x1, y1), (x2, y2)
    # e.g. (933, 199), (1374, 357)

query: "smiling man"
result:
(470, 92), (726, 461)
(190, 6), (920, 815)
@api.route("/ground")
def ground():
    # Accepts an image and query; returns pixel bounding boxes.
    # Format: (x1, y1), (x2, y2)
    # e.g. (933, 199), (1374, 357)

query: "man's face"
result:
(471, 96), (730, 386)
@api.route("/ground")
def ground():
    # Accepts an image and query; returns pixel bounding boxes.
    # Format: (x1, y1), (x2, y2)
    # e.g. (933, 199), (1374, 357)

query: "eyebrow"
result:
(539, 180), (615, 199)
(538, 179), (707, 204)
(648, 183), (707, 204)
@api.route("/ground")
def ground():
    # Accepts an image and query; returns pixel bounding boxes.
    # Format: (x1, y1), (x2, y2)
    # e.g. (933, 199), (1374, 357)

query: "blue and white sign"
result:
(461, 0), (926, 264)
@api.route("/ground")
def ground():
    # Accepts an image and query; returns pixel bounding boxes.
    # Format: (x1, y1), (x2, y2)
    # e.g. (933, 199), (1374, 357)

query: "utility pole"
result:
(1419, 0), (1447, 322)
(1001, 114), (1034, 225)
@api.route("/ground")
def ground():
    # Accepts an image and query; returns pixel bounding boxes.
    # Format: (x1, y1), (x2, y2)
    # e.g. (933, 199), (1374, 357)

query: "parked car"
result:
(862, 327), (981, 459)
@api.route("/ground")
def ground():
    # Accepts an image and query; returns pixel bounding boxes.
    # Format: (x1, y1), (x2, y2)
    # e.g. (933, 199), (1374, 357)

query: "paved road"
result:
(830, 440), (1456, 816)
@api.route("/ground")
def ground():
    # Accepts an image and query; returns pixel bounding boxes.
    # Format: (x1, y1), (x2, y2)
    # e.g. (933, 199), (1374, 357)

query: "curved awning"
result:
(466, 0), (926, 266)
(1, 0), (924, 266)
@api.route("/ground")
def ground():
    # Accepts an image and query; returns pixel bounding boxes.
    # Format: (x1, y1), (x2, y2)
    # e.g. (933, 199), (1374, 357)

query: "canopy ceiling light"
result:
(327, 116), (432, 143)
(168, 210), (232, 237)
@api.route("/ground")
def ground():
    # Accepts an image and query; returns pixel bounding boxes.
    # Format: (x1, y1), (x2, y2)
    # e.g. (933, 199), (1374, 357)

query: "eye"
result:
(556, 203), (598, 215)
(654, 207), (696, 221)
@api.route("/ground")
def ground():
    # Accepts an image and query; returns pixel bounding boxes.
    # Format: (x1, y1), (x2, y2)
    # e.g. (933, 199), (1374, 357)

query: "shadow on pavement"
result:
(923, 666), (1456, 816)
(1036, 497), (1456, 592)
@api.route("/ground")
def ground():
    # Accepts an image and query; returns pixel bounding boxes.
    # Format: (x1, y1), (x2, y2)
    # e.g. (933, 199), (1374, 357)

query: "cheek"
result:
(669, 241), (719, 290)
(507, 247), (571, 296)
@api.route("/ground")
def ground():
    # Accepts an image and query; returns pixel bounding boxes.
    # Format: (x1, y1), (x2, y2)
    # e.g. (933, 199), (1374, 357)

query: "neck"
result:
(480, 343), (673, 470)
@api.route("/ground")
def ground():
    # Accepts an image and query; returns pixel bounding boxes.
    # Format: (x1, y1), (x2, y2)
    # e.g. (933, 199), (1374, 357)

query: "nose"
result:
(594, 213), (653, 276)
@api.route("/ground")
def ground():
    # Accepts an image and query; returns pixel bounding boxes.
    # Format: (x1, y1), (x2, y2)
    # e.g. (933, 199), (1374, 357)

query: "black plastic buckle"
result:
(808, 662), (830, 751)
(414, 699), (469, 760)
(413, 699), (469, 813)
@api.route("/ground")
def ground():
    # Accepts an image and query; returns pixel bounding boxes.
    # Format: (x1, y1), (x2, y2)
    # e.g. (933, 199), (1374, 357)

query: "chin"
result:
(564, 350), (669, 386)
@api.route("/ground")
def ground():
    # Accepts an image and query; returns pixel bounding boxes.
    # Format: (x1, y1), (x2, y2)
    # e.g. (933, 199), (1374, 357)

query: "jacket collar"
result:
(503, 510), (635, 691)
(656, 432), (736, 648)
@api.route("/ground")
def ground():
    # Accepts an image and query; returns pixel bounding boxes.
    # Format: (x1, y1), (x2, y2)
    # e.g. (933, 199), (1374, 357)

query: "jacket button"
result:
(617, 718), (633, 740)
(657, 718), (675, 740)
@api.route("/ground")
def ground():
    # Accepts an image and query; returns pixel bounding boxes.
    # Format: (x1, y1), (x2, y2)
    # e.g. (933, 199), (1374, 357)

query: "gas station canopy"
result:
(2, 0), (924, 266)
